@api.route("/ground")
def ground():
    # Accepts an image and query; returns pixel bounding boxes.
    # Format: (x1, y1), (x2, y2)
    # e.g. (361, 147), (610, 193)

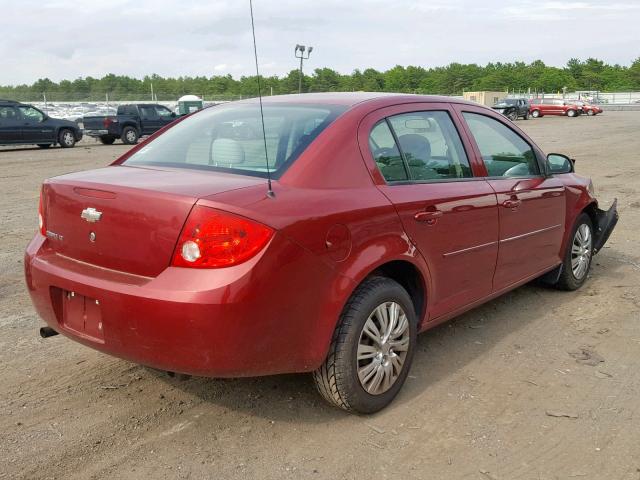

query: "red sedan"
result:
(25, 93), (618, 413)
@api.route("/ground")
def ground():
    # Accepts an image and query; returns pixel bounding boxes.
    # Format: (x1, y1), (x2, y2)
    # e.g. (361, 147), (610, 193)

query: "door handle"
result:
(414, 210), (443, 224)
(502, 199), (522, 209)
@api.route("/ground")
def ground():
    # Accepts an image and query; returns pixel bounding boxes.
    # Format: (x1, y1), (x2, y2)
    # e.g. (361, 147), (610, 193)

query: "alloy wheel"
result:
(357, 301), (410, 395)
(571, 223), (592, 280)
(126, 130), (137, 143)
(62, 131), (74, 146)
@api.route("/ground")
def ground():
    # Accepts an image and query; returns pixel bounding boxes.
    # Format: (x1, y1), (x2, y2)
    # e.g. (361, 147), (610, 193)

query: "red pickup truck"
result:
(530, 99), (582, 118)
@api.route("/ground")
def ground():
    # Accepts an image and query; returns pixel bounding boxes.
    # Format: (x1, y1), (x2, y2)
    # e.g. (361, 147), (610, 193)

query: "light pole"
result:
(294, 44), (313, 94)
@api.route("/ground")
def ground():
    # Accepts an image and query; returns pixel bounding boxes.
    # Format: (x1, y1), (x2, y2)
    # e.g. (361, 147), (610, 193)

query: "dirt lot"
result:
(1, 112), (639, 480)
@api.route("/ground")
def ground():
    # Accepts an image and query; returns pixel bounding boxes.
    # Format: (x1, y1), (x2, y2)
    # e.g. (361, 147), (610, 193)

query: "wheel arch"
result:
(369, 260), (427, 327)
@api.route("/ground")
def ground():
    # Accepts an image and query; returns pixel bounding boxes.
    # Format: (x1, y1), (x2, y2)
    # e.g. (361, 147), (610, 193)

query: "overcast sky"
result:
(1, 0), (639, 85)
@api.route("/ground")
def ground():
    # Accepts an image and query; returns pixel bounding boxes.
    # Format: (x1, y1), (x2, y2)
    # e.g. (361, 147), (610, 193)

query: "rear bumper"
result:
(83, 129), (109, 137)
(25, 232), (348, 377)
(593, 199), (618, 254)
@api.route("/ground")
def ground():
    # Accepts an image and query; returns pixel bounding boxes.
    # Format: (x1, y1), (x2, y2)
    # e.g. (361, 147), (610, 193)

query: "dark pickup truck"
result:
(83, 104), (177, 145)
(492, 98), (530, 121)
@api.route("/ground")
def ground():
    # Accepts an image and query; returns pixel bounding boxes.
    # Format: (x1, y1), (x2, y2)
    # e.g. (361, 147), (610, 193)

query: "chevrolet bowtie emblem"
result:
(81, 207), (102, 223)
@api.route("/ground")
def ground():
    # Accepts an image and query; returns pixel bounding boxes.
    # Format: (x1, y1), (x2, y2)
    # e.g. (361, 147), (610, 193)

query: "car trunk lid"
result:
(42, 165), (264, 277)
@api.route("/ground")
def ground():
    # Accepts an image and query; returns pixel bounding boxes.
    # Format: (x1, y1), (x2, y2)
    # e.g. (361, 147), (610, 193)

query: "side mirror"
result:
(171, 112), (176, 117)
(547, 153), (574, 174)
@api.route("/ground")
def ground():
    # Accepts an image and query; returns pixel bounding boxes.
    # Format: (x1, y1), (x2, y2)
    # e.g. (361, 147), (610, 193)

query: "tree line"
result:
(2, 58), (639, 102)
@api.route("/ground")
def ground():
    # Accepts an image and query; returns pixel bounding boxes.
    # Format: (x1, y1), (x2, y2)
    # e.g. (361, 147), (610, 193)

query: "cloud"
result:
(0, 0), (638, 85)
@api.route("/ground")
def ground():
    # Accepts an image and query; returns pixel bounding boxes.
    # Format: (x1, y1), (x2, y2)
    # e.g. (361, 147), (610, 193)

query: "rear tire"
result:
(121, 126), (139, 145)
(58, 129), (76, 148)
(312, 277), (417, 414)
(37, 144), (51, 149)
(554, 213), (594, 291)
(567, 109), (577, 117)
(523, 111), (530, 120)
(99, 136), (116, 145)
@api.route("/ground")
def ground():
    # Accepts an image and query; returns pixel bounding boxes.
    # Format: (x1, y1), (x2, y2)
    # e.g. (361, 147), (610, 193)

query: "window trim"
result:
(370, 109), (475, 185)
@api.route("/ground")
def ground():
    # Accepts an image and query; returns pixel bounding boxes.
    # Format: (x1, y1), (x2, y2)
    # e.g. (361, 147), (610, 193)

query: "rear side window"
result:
(369, 110), (472, 183)
(124, 104), (346, 179)
(0, 106), (18, 120)
(369, 121), (407, 182)
(463, 112), (539, 177)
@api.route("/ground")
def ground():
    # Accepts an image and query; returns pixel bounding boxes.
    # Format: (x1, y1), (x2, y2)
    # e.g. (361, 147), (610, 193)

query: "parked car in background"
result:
(26, 93), (618, 413)
(571, 101), (603, 116)
(83, 103), (178, 145)
(529, 99), (582, 118)
(492, 98), (530, 120)
(0, 100), (82, 148)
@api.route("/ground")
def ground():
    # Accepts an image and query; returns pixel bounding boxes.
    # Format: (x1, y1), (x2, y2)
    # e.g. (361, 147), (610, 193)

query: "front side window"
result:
(124, 103), (346, 178)
(156, 106), (173, 118)
(387, 111), (472, 181)
(18, 106), (44, 122)
(140, 106), (159, 119)
(463, 112), (539, 177)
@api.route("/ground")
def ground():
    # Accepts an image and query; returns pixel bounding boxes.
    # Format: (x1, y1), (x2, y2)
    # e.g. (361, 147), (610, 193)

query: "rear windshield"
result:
(123, 103), (346, 178)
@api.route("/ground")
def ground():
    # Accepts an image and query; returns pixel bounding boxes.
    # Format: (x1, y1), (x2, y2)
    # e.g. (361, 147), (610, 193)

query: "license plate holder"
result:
(62, 291), (105, 342)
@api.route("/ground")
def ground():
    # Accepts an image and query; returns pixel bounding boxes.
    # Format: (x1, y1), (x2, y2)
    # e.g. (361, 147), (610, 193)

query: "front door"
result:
(17, 105), (55, 143)
(360, 104), (500, 320)
(139, 105), (162, 135)
(457, 108), (566, 291)
(0, 105), (22, 142)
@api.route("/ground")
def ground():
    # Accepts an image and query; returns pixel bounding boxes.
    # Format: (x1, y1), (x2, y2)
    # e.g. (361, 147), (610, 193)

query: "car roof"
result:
(236, 92), (479, 108)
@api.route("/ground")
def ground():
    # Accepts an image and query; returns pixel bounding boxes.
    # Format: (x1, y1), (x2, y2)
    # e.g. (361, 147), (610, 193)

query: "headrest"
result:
(398, 134), (431, 165)
(212, 138), (245, 165)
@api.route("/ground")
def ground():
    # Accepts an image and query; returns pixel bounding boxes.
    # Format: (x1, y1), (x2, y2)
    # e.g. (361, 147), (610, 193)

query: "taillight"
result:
(38, 188), (46, 236)
(171, 206), (274, 268)
(103, 117), (113, 128)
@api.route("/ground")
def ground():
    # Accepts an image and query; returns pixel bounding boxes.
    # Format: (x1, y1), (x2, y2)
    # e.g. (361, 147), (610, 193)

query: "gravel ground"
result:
(1, 113), (639, 480)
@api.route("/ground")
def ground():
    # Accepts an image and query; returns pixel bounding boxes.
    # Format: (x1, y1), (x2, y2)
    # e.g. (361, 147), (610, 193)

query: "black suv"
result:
(0, 100), (83, 148)
(492, 98), (530, 121)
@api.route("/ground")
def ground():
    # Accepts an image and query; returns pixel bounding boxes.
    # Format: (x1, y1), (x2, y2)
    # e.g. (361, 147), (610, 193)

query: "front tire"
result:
(587, 110), (595, 116)
(58, 129), (76, 148)
(121, 126), (139, 145)
(507, 110), (518, 121)
(313, 277), (417, 414)
(531, 110), (541, 118)
(555, 213), (594, 291)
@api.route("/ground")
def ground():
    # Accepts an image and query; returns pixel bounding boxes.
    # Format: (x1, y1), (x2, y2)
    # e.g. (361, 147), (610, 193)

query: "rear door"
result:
(359, 103), (499, 320)
(0, 105), (22, 142)
(454, 105), (565, 291)
(138, 105), (162, 135)
(17, 105), (55, 143)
